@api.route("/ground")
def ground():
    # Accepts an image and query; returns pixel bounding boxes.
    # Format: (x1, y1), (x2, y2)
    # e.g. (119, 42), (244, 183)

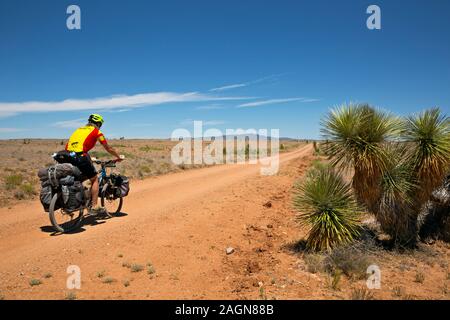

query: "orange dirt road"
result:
(0, 145), (313, 300)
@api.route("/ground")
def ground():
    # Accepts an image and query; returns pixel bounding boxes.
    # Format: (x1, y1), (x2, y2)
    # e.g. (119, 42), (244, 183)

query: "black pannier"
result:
(62, 181), (84, 212)
(108, 174), (130, 199)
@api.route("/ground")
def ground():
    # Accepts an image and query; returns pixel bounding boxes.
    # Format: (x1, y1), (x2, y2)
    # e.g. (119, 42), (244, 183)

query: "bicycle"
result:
(48, 157), (125, 233)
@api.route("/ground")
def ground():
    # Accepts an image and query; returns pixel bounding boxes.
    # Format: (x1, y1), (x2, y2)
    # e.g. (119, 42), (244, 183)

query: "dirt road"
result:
(0, 145), (314, 300)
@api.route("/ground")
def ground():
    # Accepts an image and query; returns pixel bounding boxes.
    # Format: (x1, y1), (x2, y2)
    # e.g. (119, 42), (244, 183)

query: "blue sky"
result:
(0, 0), (449, 139)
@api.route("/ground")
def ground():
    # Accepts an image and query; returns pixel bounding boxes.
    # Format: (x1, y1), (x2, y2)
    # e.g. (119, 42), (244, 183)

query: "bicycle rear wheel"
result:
(48, 193), (84, 233)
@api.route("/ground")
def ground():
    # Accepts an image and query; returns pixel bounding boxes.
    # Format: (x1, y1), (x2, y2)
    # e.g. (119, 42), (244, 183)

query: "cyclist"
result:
(65, 114), (122, 216)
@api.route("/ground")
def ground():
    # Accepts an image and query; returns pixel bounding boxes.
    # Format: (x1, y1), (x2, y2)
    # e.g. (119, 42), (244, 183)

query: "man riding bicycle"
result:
(65, 114), (122, 216)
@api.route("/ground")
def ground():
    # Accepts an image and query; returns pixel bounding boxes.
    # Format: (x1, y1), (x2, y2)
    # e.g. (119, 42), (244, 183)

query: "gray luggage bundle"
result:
(38, 163), (84, 212)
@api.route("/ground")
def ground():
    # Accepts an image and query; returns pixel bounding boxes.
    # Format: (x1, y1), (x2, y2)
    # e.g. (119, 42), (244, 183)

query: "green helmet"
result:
(88, 114), (104, 126)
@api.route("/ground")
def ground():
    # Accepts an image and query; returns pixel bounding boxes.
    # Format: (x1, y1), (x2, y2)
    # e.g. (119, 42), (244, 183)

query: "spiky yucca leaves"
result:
(404, 108), (450, 204)
(377, 143), (418, 246)
(321, 103), (402, 213)
(293, 167), (362, 252)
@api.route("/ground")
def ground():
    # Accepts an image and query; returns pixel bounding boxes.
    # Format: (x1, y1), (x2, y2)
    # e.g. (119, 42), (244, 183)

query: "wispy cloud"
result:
(237, 97), (319, 108)
(209, 73), (288, 92)
(52, 118), (86, 129)
(0, 91), (252, 118)
(209, 84), (247, 92)
(0, 127), (27, 133)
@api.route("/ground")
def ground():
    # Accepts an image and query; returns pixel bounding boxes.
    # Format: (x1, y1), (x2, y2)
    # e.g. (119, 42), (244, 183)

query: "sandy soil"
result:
(0, 144), (449, 300)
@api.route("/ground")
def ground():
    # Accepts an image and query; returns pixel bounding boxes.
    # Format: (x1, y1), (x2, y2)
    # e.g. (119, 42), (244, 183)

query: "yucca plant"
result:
(403, 108), (450, 204)
(376, 143), (418, 246)
(321, 103), (402, 213)
(293, 166), (362, 251)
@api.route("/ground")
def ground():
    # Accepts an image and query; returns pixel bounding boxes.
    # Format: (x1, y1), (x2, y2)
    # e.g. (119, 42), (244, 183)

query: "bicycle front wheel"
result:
(101, 187), (123, 215)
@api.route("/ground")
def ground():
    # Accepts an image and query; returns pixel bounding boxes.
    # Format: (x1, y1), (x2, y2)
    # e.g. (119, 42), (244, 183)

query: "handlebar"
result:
(92, 155), (126, 166)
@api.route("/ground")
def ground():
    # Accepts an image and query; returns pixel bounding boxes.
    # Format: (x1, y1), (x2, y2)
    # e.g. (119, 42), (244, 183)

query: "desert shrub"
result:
(14, 191), (26, 200)
(102, 277), (115, 284)
(414, 271), (425, 283)
(322, 244), (371, 279)
(303, 254), (325, 273)
(351, 288), (375, 300)
(130, 264), (144, 272)
(140, 165), (151, 174)
(20, 183), (36, 196)
(29, 279), (42, 286)
(4, 174), (23, 190)
(65, 292), (77, 300)
(293, 167), (362, 251)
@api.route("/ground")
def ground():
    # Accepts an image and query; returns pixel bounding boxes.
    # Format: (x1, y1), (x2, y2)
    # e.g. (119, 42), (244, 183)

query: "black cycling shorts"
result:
(76, 154), (97, 179)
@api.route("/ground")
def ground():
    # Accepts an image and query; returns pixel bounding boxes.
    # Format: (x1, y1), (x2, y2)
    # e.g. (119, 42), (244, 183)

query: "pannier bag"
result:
(61, 181), (84, 212)
(117, 175), (130, 198)
(40, 185), (58, 212)
(37, 163), (83, 212)
(109, 174), (130, 198)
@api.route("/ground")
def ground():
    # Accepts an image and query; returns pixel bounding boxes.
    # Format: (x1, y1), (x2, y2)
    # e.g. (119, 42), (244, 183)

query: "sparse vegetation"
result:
(304, 254), (325, 273)
(414, 271), (425, 283)
(259, 286), (267, 300)
(96, 270), (106, 278)
(20, 183), (35, 196)
(351, 288), (375, 300)
(102, 277), (115, 284)
(29, 278), (42, 286)
(323, 244), (371, 279)
(5, 174), (23, 190)
(130, 264), (144, 273)
(65, 291), (77, 300)
(43, 273), (52, 279)
(147, 264), (156, 275)
(392, 286), (405, 298)
(328, 270), (341, 291)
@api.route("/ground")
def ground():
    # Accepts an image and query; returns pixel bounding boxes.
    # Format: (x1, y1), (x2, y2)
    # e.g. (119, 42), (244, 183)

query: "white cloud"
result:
(0, 91), (252, 118)
(209, 73), (287, 92)
(209, 83), (247, 92)
(52, 118), (86, 129)
(237, 97), (319, 108)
